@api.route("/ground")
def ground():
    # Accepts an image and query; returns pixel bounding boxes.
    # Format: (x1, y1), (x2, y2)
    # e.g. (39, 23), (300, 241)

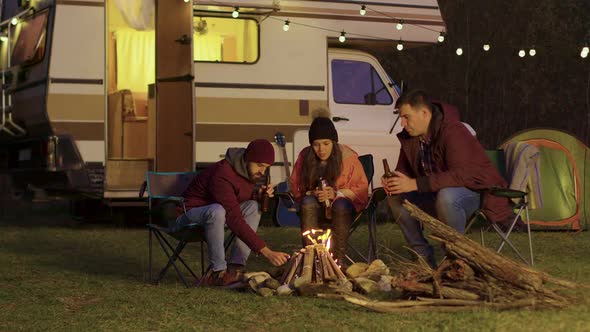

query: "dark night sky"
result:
(370, 0), (590, 148)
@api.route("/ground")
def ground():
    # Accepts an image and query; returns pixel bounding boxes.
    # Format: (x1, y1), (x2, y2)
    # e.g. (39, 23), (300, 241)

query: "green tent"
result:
(501, 129), (589, 230)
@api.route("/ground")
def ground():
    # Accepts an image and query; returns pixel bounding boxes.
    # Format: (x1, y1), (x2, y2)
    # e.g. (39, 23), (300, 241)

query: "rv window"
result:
(331, 59), (393, 105)
(11, 11), (49, 67)
(193, 17), (259, 63)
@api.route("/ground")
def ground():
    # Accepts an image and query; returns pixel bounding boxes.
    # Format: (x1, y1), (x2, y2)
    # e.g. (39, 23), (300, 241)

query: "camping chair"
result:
(141, 171), (235, 287)
(346, 154), (384, 263)
(465, 150), (534, 266)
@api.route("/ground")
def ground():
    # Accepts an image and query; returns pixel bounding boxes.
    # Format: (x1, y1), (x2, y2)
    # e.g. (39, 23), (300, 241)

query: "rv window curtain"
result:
(114, 29), (155, 93)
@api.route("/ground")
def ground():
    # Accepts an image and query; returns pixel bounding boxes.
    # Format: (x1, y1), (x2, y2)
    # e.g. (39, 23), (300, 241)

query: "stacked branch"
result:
(384, 200), (579, 308)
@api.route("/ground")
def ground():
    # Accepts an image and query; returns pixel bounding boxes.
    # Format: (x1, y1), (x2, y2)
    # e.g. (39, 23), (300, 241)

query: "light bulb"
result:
(184, 0), (190, 2)
(0, 36), (7, 42)
(360, 5), (366, 16)
(456, 48), (463, 56)
(518, 50), (525, 57)
(396, 41), (403, 51)
(437, 33), (445, 43)
(11, 18), (18, 26)
(529, 48), (536, 56)
(582, 46), (589, 54)
(396, 20), (404, 31)
(339, 31), (346, 43)
(232, 7), (239, 18)
(283, 20), (290, 31)
(483, 44), (490, 51)
(582, 50), (588, 58)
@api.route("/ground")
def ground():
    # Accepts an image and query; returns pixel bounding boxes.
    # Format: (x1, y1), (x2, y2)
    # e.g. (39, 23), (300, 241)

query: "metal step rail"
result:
(0, 8), (34, 136)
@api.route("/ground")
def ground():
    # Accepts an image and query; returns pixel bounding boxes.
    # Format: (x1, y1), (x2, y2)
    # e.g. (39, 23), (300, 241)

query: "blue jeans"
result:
(388, 187), (480, 258)
(174, 200), (261, 272)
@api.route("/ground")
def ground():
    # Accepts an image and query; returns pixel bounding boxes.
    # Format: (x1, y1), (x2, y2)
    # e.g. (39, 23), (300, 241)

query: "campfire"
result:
(234, 201), (580, 312)
(280, 229), (347, 287)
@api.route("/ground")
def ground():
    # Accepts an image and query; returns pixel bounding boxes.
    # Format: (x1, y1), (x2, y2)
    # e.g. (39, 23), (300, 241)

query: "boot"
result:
(331, 205), (352, 267)
(300, 203), (320, 247)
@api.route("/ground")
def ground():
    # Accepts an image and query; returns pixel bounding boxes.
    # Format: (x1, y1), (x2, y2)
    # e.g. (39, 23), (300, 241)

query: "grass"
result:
(1, 200), (589, 331)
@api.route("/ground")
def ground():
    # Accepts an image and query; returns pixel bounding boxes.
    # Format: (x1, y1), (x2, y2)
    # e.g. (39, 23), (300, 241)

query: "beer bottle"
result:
(319, 177), (332, 219)
(383, 159), (394, 178)
(261, 172), (271, 213)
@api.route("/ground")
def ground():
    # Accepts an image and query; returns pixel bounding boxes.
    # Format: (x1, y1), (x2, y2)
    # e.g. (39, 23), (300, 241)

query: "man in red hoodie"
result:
(382, 90), (518, 267)
(174, 139), (290, 286)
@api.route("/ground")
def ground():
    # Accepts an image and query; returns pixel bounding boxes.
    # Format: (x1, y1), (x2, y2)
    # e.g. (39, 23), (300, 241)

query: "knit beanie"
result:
(308, 117), (338, 144)
(244, 139), (275, 165)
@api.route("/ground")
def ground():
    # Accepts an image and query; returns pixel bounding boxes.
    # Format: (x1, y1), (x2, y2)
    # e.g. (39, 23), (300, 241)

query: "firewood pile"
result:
(332, 201), (581, 312)
(234, 201), (581, 312)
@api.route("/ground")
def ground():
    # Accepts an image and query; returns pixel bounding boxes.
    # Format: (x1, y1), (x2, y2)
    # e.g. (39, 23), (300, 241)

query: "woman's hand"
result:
(314, 186), (335, 202)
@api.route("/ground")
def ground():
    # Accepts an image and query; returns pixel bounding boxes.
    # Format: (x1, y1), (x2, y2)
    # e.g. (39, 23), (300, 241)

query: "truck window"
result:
(10, 10), (48, 67)
(331, 59), (393, 105)
(193, 17), (258, 63)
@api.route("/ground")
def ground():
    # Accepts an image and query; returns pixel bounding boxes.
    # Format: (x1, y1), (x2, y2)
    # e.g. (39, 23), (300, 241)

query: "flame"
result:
(301, 228), (332, 251)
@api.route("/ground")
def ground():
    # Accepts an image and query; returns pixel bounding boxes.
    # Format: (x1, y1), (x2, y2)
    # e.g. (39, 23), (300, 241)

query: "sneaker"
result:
(227, 264), (246, 280)
(199, 269), (241, 287)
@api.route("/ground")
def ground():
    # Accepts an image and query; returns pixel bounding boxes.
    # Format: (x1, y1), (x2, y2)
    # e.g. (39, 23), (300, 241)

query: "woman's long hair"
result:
(300, 141), (343, 192)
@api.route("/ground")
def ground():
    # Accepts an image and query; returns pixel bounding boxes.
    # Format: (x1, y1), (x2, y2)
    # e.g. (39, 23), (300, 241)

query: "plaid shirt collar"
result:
(419, 138), (435, 176)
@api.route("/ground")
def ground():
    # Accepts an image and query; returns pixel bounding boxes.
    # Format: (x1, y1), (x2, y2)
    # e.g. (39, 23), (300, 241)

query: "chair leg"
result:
(152, 231), (199, 287)
(152, 232), (190, 287)
(368, 210), (378, 261)
(491, 224), (530, 265)
(525, 207), (534, 266)
(148, 228), (153, 283)
(200, 242), (205, 276)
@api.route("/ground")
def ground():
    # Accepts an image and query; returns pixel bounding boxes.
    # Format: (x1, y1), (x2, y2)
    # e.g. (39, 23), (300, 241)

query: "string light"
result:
(396, 39), (404, 51)
(232, 6), (239, 18)
(583, 46), (589, 54)
(396, 19), (404, 31)
(518, 50), (526, 57)
(339, 31), (346, 43)
(0, 35), (7, 42)
(183, 0), (190, 3)
(11, 18), (18, 25)
(456, 48), (463, 56)
(529, 48), (536, 56)
(283, 20), (290, 31)
(582, 48), (589, 58)
(360, 5), (366, 16)
(437, 32), (445, 43)
(483, 44), (491, 51)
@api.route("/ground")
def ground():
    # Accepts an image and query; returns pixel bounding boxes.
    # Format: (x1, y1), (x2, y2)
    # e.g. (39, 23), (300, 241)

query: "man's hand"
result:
(382, 171), (417, 195)
(260, 247), (290, 266)
(314, 186), (335, 202)
(259, 183), (275, 198)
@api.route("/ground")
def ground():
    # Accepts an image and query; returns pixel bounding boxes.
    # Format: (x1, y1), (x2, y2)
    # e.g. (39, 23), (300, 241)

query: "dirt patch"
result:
(57, 295), (102, 313)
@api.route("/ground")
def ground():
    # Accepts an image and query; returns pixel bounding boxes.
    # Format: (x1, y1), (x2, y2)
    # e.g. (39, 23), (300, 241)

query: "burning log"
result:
(281, 229), (348, 290)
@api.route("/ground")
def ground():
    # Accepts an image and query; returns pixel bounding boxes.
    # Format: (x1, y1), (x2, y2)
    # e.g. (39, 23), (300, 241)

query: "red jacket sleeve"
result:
(339, 156), (369, 211)
(210, 172), (266, 253)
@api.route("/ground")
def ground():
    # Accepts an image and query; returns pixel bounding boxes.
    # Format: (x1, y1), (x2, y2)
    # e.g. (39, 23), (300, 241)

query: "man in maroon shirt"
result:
(382, 90), (519, 267)
(174, 139), (289, 286)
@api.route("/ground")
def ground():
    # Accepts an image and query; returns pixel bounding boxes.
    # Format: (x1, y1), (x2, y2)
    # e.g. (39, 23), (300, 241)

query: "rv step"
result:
(105, 159), (152, 192)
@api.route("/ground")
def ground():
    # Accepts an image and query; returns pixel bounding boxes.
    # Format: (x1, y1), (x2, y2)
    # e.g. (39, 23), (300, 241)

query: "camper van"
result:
(0, 0), (445, 202)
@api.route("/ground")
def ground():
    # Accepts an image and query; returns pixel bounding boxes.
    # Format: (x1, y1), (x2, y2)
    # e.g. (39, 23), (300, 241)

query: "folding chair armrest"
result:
(488, 187), (527, 199)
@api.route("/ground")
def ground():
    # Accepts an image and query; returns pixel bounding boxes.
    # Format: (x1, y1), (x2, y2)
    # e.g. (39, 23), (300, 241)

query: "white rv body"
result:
(0, 0), (445, 199)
